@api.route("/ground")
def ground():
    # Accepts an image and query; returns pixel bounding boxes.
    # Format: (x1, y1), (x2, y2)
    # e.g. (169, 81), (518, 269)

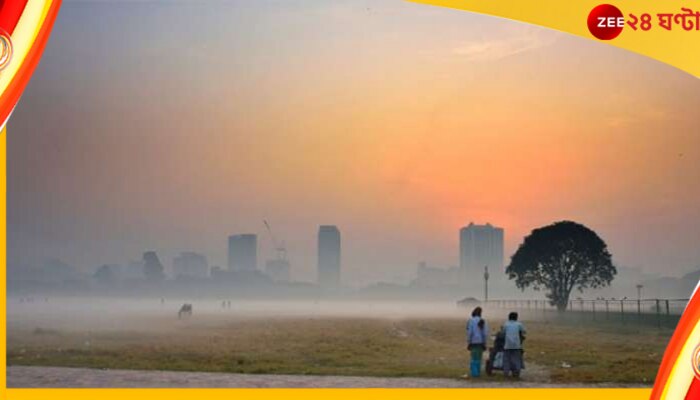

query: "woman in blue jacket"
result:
(466, 306), (489, 377)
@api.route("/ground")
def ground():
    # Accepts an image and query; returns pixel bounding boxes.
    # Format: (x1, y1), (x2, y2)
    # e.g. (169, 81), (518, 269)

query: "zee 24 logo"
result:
(588, 3), (700, 40)
(588, 4), (627, 40)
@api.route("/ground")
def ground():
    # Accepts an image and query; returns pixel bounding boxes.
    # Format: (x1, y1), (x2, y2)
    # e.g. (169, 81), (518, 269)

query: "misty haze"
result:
(6, 0), (700, 389)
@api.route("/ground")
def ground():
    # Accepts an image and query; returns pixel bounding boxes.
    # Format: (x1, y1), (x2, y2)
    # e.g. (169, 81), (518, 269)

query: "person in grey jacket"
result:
(501, 311), (526, 378)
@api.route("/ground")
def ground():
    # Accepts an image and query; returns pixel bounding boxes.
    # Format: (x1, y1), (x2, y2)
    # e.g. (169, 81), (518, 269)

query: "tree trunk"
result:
(556, 299), (568, 312)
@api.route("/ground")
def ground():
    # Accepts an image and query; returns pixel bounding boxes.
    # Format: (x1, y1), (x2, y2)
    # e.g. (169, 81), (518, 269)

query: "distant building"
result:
(143, 251), (166, 282)
(228, 234), (257, 271)
(125, 260), (145, 279)
(173, 252), (209, 278)
(210, 265), (223, 276)
(210, 265), (272, 286)
(414, 261), (466, 287)
(265, 259), (291, 282)
(317, 225), (341, 288)
(459, 223), (504, 275)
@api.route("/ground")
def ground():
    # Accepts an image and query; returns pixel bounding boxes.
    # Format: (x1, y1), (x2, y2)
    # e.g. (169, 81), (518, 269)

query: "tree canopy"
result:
(506, 221), (616, 311)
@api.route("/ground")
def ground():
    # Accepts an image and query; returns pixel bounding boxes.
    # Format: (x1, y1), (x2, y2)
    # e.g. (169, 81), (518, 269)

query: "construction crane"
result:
(263, 220), (287, 261)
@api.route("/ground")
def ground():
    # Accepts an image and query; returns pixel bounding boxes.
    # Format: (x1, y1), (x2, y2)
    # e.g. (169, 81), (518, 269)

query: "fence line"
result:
(470, 298), (688, 328)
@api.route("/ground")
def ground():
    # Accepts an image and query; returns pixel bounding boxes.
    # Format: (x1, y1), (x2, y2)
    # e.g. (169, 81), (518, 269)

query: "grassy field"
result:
(7, 314), (671, 384)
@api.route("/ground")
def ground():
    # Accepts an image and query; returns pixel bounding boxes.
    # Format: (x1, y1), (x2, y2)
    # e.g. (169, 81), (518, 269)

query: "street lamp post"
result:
(484, 265), (490, 303)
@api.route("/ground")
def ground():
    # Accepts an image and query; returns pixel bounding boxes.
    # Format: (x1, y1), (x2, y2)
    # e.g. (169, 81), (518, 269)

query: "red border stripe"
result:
(0, 0), (29, 34)
(686, 378), (700, 400)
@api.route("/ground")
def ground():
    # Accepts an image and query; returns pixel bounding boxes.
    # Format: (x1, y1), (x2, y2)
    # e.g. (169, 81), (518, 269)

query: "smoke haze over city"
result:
(8, 0), (700, 291)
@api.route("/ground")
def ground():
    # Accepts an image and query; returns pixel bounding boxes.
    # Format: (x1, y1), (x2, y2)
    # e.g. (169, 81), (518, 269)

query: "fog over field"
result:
(8, 298), (468, 331)
(7, 296), (673, 386)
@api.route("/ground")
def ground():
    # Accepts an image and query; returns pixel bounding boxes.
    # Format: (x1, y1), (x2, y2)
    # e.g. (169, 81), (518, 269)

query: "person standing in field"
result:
(466, 306), (489, 377)
(501, 311), (526, 378)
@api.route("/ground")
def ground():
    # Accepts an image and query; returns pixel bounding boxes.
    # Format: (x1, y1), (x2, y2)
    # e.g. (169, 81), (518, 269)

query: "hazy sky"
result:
(8, 0), (700, 286)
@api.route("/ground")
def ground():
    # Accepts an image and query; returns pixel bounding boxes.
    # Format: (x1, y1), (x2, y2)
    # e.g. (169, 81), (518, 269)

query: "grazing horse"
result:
(178, 303), (192, 319)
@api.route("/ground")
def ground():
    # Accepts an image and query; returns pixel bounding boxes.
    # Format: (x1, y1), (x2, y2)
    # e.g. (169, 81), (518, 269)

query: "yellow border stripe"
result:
(5, 388), (652, 400)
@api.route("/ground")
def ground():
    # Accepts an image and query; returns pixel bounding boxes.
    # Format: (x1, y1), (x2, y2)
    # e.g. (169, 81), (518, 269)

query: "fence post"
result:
(605, 300), (609, 320)
(656, 299), (661, 328)
(542, 300), (546, 320)
(666, 300), (670, 324)
(637, 299), (641, 319)
(592, 301), (596, 321)
(621, 300), (625, 324)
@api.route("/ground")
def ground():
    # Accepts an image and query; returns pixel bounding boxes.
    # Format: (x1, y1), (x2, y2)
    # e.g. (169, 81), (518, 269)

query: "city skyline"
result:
(8, 218), (700, 302)
(7, 0), (700, 286)
(34, 222), (503, 287)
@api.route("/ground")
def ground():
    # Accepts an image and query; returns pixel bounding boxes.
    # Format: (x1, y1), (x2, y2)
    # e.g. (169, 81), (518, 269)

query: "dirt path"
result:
(7, 366), (650, 388)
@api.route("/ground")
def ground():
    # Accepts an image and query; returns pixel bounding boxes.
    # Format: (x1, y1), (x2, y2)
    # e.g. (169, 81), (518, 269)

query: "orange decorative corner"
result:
(0, 0), (61, 130)
(651, 283), (700, 399)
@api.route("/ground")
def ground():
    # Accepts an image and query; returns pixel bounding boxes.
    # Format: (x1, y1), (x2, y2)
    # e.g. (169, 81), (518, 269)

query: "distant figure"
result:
(466, 306), (489, 378)
(160, 298), (165, 305)
(221, 300), (226, 309)
(501, 312), (526, 378)
(227, 300), (231, 309)
(178, 303), (193, 319)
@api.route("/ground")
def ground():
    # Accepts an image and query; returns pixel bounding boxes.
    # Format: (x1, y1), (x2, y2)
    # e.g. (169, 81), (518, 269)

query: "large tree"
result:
(506, 221), (616, 311)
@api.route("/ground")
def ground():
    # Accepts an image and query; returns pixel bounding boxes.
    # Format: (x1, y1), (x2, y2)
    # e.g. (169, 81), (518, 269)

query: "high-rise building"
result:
(228, 234), (257, 271)
(143, 251), (166, 281)
(173, 251), (209, 278)
(459, 223), (504, 275)
(317, 225), (341, 288)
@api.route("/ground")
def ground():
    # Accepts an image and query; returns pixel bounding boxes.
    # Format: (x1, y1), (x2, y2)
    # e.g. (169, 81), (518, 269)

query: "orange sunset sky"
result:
(8, 0), (700, 285)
